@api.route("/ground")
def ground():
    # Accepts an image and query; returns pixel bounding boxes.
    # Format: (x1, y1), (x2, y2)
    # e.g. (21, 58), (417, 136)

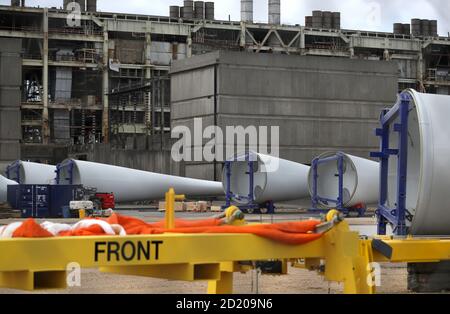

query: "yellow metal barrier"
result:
(1, 191), (450, 294)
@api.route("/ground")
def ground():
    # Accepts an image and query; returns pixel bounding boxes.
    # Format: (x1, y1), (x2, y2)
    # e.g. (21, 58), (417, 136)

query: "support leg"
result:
(343, 241), (376, 294)
(207, 272), (233, 294)
(0, 270), (67, 291)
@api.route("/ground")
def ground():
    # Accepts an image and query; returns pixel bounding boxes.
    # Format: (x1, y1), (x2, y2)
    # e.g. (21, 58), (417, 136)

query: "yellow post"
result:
(207, 272), (234, 294)
(165, 188), (185, 229)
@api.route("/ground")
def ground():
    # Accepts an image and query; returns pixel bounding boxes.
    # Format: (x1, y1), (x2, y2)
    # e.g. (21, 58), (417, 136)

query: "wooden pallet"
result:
(0, 203), (21, 219)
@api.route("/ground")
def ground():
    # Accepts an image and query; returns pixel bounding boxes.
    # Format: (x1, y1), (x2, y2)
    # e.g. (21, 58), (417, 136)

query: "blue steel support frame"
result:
(223, 152), (275, 214)
(5, 160), (21, 184)
(311, 152), (345, 211)
(55, 160), (75, 185)
(371, 92), (411, 235)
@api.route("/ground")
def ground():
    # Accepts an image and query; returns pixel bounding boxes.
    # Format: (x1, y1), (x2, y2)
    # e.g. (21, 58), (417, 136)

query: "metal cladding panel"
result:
(171, 66), (215, 103)
(0, 54), (22, 87)
(0, 39), (21, 53)
(0, 109), (21, 140)
(115, 40), (145, 64)
(397, 59), (417, 79)
(217, 54), (397, 103)
(0, 87), (21, 108)
(171, 51), (397, 175)
(55, 68), (72, 101)
(0, 142), (20, 161)
(52, 109), (70, 143)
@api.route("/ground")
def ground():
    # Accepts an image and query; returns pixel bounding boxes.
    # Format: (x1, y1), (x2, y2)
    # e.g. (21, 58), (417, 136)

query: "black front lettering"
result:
(107, 242), (120, 262)
(152, 241), (163, 260)
(137, 241), (150, 261)
(121, 241), (136, 261)
(94, 241), (163, 262)
(94, 242), (107, 262)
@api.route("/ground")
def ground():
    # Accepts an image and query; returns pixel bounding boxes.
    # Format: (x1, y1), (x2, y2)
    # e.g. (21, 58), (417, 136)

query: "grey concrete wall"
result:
(21, 144), (68, 165)
(69, 142), (182, 176)
(171, 51), (398, 180)
(0, 39), (22, 174)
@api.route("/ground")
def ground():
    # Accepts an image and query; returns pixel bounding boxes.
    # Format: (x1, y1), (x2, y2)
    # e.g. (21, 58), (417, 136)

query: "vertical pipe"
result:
(186, 31), (192, 58)
(145, 31), (152, 135)
(81, 109), (86, 144)
(299, 28), (305, 53)
(240, 22), (246, 47)
(213, 64), (218, 181)
(151, 78), (156, 137)
(160, 78), (165, 151)
(42, 8), (50, 144)
(241, 0), (253, 23)
(417, 51), (424, 92)
(268, 0), (280, 25)
(102, 29), (109, 143)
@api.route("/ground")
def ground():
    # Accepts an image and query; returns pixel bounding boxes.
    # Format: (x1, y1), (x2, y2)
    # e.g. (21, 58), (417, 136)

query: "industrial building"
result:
(171, 51), (397, 180)
(0, 0), (449, 177)
(2, 0), (450, 297)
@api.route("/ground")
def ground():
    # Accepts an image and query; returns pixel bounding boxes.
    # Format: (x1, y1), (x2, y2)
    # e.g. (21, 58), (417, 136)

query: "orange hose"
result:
(11, 213), (323, 245)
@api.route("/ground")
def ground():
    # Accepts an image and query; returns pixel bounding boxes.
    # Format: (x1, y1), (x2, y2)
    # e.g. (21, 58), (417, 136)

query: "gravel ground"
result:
(0, 264), (408, 294)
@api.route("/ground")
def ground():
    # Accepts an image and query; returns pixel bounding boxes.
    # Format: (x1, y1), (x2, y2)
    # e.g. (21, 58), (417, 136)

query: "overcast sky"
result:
(2, 0), (449, 35)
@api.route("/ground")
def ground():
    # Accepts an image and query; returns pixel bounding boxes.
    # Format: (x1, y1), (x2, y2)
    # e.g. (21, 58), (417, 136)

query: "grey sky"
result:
(2, 0), (449, 35)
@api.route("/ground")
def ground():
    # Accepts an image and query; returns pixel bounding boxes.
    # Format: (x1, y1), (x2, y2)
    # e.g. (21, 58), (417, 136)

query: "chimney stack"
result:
(241, 0), (253, 23)
(268, 0), (280, 25)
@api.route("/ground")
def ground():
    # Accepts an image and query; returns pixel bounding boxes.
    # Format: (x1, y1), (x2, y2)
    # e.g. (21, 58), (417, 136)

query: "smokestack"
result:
(268, 0), (280, 25)
(183, 0), (194, 19)
(241, 0), (253, 23)
(86, 0), (97, 12)
(63, 0), (85, 11)
(11, 0), (25, 6)
(205, 2), (214, 20)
